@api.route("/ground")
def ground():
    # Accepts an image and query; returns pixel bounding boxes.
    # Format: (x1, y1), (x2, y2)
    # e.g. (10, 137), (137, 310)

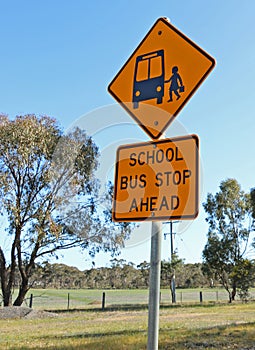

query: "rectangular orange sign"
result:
(113, 135), (199, 221)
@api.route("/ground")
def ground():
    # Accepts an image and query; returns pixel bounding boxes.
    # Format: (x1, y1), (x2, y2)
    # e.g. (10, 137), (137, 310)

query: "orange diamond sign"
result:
(108, 17), (215, 139)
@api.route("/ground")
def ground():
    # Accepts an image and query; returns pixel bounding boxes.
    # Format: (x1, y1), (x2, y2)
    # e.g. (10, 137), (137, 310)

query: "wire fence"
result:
(17, 288), (255, 311)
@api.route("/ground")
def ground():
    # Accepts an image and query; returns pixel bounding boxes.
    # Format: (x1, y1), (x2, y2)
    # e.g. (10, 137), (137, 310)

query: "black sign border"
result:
(113, 134), (199, 222)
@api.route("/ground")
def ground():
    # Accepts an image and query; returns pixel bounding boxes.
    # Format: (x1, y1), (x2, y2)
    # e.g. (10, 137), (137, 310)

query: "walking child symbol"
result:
(165, 66), (184, 102)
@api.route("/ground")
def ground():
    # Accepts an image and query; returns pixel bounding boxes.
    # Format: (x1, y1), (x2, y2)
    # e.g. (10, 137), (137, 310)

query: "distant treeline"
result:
(15, 258), (218, 290)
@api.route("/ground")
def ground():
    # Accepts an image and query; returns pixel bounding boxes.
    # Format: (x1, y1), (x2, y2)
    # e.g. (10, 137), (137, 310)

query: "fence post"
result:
(180, 292), (183, 303)
(102, 292), (106, 310)
(199, 291), (203, 303)
(29, 294), (33, 308)
(67, 293), (70, 310)
(216, 290), (219, 301)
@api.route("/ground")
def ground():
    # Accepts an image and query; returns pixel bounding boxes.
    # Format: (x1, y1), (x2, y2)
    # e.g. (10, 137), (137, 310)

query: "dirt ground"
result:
(0, 306), (58, 319)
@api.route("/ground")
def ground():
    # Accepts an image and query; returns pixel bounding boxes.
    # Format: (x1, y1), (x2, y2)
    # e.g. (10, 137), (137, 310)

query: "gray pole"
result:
(147, 221), (162, 350)
(170, 222), (174, 256)
(170, 222), (176, 303)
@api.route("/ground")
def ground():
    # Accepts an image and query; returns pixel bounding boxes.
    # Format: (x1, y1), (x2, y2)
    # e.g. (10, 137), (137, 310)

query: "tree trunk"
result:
(1, 277), (13, 307)
(13, 279), (29, 306)
(14, 223), (31, 306)
(231, 285), (237, 301)
(170, 274), (176, 303)
(0, 246), (13, 306)
(228, 292), (232, 303)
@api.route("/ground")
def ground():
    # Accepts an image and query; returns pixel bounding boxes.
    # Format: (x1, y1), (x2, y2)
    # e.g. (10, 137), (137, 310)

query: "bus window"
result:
(150, 56), (162, 79)
(136, 60), (149, 81)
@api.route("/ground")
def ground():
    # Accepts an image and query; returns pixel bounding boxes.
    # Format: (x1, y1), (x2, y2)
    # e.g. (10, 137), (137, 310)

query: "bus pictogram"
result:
(133, 50), (165, 109)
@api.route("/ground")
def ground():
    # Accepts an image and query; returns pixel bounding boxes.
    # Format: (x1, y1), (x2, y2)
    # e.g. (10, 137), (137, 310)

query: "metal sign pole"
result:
(170, 221), (176, 303)
(147, 221), (162, 350)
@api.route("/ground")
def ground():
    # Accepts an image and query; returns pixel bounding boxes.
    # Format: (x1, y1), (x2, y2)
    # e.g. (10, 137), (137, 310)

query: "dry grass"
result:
(0, 302), (254, 349)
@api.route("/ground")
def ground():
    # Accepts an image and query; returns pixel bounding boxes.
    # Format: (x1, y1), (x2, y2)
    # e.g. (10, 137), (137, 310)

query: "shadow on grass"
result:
(9, 328), (147, 350)
(161, 321), (255, 349)
(49, 303), (148, 313)
(8, 320), (255, 350)
(48, 300), (231, 314)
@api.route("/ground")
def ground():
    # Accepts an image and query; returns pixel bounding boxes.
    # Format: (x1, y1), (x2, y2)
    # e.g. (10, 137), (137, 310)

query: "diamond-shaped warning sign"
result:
(108, 17), (215, 140)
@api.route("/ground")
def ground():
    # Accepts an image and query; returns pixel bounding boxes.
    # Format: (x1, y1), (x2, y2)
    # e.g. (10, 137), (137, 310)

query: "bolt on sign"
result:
(108, 17), (215, 140)
(113, 134), (199, 222)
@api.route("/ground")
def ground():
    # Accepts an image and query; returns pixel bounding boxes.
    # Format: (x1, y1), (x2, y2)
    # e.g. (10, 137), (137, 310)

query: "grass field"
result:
(0, 301), (255, 349)
(20, 287), (255, 310)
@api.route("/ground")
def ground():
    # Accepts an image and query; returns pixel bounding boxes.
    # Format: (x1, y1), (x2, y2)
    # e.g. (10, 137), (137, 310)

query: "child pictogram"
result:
(165, 66), (185, 102)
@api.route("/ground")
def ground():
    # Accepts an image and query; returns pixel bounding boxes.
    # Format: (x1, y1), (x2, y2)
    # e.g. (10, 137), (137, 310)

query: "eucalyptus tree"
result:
(202, 179), (255, 302)
(0, 114), (130, 306)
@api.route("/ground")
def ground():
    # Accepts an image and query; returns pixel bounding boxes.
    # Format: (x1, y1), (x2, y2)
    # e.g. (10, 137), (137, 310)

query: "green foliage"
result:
(230, 259), (255, 302)
(0, 114), (130, 306)
(161, 254), (184, 286)
(202, 178), (255, 302)
(27, 259), (211, 290)
(250, 187), (255, 220)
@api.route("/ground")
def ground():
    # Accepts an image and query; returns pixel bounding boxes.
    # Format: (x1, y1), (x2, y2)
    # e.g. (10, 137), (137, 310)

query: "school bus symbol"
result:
(133, 49), (185, 109)
(133, 50), (165, 109)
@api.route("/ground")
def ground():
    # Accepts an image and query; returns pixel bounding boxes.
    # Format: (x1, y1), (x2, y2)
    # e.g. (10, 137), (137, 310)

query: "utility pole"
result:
(164, 221), (179, 303)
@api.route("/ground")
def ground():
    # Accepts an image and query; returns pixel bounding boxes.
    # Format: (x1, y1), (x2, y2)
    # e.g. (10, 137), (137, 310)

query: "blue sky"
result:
(1, 1), (255, 269)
